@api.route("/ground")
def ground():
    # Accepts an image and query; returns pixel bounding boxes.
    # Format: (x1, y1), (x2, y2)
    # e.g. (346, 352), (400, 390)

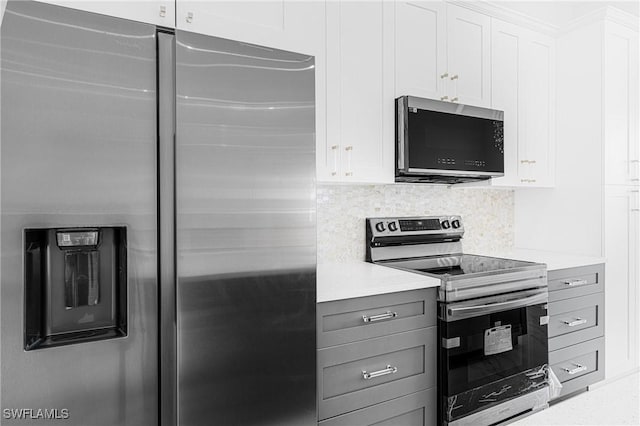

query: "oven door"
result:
(439, 289), (549, 424)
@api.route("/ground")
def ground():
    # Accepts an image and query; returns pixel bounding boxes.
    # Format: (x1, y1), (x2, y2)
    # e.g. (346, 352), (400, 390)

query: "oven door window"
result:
(441, 303), (548, 397)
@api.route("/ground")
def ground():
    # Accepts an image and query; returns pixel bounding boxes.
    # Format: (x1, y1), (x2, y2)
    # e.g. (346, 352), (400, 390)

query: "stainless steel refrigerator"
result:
(0, 2), (316, 425)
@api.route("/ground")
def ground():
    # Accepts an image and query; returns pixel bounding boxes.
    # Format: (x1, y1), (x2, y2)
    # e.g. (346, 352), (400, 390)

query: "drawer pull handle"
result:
(564, 279), (588, 287)
(563, 363), (588, 375)
(362, 311), (397, 323)
(362, 365), (398, 380)
(563, 317), (587, 327)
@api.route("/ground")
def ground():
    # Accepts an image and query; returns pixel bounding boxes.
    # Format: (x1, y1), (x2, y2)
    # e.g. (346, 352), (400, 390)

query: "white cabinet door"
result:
(446, 4), (491, 107)
(490, 20), (521, 187)
(604, 23), (640, 186)
(35, 0), (175, 27)
(176, 1), (325, 57)
(322, 1), (394, 183)
(491, 20), (555, 188)
(394, 1), (446, 100)
(604, 185), (640, 378)
(521, 31), (556, 187)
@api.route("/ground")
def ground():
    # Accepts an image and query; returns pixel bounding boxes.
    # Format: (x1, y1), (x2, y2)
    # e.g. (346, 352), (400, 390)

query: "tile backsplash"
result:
(317, 183), (514, 263)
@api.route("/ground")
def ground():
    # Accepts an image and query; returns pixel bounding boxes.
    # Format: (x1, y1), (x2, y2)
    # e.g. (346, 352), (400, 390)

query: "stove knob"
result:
(452, 219), (460, 229)
(388, 222), (398, 232)
(441, 220), (451, 229)
(375, 222), (386, 232)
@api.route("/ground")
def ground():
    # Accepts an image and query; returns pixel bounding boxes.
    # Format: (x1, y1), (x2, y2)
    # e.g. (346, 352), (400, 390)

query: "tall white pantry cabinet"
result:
(515, 8), (639, 380)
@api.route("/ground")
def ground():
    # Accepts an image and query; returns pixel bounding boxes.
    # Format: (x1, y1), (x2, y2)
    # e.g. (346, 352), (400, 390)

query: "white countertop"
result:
(317, 262), (440, 303)
(317, 250), (606, 303)
(482, 248), (605, 271)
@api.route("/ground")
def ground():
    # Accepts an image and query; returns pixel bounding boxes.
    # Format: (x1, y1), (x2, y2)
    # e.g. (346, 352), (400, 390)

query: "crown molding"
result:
(448, 1), (638, 36)
(448, 1), (559, 35)
(560, 6), (638, 34)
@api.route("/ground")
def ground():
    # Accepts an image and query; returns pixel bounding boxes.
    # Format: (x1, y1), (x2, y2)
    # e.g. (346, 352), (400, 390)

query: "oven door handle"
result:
(446, 292), (548, 320)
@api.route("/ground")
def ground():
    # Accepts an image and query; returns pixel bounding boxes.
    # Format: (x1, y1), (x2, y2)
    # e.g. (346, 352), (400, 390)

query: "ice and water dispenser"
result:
(24, 227), (127, 350)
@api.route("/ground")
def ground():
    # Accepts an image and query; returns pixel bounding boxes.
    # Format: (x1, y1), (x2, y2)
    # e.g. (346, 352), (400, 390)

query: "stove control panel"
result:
(367, 215), (464, 237)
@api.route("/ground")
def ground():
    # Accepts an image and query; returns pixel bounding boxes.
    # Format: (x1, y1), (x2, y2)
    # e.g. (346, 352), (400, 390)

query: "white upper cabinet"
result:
(446, 4), (491, 107)
(34, 1), (175, 27)
(604, 22), (640, 186)
(176, 1), (325, 57)
(320, 1), (395, 183)
(395, 1), (491, 108)
(395, 1), (446, 101)
(491, 19), (556, 188)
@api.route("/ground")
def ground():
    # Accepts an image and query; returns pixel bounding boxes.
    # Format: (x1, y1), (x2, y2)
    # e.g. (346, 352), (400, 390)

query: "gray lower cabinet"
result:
(547, 264), (605, 400)
(319, 389), (435, 426)
(317, 288), (437, 425)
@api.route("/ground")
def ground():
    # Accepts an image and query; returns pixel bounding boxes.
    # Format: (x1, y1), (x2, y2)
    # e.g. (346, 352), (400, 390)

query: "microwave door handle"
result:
(446, 292), (548, 320)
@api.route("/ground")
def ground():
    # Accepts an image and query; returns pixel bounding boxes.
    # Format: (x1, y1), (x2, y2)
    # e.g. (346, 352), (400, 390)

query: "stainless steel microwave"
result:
(396, 96), (504, 184)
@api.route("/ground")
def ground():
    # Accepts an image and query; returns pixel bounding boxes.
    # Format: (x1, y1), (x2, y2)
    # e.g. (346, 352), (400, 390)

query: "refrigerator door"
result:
(175, 31), (316, 425)
(1, 2), (158, 425)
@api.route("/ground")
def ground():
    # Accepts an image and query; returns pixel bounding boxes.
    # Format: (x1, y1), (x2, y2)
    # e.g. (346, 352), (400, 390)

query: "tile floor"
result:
(512, 372), (640, 425)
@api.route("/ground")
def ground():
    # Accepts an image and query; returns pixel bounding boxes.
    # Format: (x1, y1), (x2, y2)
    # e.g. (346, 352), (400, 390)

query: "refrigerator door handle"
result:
(158, 30), (177, 426)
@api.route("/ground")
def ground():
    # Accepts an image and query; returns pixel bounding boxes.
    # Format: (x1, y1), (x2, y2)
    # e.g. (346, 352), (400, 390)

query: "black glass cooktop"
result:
(380, 254), (538, 277)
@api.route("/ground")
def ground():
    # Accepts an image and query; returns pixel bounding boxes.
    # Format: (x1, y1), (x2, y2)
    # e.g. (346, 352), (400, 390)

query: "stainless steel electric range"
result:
(366, 216), (550, 426)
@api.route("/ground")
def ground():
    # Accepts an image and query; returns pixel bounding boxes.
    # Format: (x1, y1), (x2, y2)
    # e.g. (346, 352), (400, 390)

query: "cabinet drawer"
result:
(549, 337), (605, 399)
(548, 293), (604, 351)
(318, 328), (436, 420)
(319, 388), (436, 426)
(317, 288), (436, 348)
(548, 264), (604, 302)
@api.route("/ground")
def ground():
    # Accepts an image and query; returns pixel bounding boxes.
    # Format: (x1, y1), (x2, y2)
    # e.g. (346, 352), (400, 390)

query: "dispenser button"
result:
(57, 230), (99, 247)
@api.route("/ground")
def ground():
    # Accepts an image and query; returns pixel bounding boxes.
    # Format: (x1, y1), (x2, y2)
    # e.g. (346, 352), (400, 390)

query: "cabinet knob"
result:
(186, 12), (194, 23)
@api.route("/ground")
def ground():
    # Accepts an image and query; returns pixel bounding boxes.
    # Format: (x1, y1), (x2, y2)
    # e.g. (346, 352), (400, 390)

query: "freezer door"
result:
(1, 2), (158, 425)
(175, 31), (316, 425)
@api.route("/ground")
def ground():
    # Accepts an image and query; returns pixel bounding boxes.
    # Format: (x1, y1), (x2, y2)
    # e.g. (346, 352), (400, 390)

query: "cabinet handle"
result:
(345, 146), (353, 177)
(564, 279), (588, 287)
(159, 5), (166, 17)
(632, 190), (640, 212)
(331, 145), (339, 176)
(631, 160), (640, 182)
(440, 72), (449, 79)
(562, 363), (588, 375)
(520, 179), (537, 183)
(362, 311), (397, 323)
(563, 317), (587, 327)
(362, 365), (398, 380)
(450, 73), (458, 102)
(520, 160), (538, 164)
(440, 95), (449, 101)
(186, 12), (194, 23)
